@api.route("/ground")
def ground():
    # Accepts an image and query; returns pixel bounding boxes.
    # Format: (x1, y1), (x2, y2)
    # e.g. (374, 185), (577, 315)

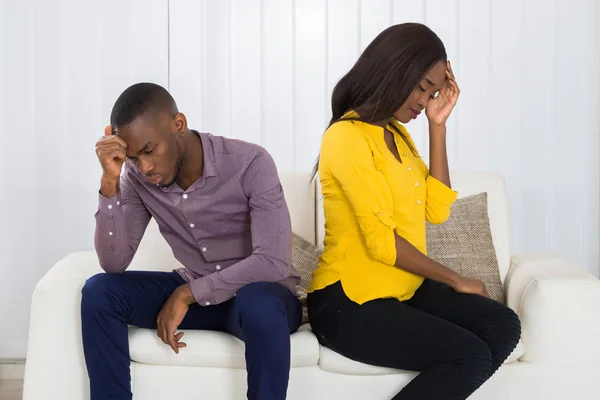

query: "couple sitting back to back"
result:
(83, 23), (520, 400)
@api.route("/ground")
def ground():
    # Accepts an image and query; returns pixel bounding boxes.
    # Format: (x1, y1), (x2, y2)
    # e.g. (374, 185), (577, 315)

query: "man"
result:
(81, 82), (302, 400)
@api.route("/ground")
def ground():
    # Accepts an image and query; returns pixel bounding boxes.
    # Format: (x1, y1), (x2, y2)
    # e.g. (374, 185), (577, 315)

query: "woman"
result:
(307, 23), (520, 400)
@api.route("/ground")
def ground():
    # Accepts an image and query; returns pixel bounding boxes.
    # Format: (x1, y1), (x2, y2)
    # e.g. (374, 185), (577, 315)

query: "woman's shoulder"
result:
(323, 119), (370, 147)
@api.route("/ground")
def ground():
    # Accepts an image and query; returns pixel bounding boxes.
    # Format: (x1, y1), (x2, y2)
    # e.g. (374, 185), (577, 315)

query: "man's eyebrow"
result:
(425, 77), (436, 87)
(139, 142), (152, 153)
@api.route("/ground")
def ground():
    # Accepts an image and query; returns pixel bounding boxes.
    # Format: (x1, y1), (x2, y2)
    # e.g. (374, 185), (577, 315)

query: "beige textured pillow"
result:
(291, 233), (321, 324)
(426, 192), (505, 303)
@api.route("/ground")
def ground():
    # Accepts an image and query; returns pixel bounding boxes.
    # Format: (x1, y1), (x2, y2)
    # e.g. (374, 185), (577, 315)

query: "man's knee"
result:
(235, 282), (287, 332)
(81, 273), (121, 312)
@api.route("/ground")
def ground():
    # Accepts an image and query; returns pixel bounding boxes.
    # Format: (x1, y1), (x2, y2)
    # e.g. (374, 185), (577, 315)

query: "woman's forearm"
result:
(394, 234), (460, 286)
(428, 124), (451, 187)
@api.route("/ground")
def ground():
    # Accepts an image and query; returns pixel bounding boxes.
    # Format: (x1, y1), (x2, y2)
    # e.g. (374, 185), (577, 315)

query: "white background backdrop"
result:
(1, 0), (598, 359)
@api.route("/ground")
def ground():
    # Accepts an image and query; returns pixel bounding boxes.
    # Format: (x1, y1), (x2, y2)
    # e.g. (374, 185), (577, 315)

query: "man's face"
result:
(115, 112), (183, 187)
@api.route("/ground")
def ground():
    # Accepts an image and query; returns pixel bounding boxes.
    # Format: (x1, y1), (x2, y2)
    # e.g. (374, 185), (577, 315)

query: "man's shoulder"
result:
(204, 132), (264, 156)
(203, 132), (273, 170)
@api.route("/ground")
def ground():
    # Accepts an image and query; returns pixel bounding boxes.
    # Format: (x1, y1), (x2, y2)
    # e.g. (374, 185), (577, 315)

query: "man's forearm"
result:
(428, 124), (451, 187)
(394, 234), (460, 287)
(173, 283), (196, 305)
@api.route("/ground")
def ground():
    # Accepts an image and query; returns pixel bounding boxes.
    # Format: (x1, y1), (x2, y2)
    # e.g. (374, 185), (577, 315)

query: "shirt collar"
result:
(340, 110), (418, 155)
(196, 131), (217, 179)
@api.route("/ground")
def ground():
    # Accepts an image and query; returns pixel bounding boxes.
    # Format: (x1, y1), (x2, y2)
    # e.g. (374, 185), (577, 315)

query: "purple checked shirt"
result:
(94, 131), (300, 305)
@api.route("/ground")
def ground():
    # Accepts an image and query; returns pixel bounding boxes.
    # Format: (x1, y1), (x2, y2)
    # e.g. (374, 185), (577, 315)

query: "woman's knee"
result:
(452, 334), (494, 388)
(485, 305), (522, 352)
(500, 306), (521, 341)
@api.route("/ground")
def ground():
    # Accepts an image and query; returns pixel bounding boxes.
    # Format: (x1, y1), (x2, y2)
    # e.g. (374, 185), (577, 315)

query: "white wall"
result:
(0, 0), (598, 358)
(0, 0), (169, 358)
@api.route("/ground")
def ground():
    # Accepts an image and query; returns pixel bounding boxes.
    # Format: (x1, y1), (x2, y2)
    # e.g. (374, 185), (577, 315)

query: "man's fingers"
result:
(96, 143), (126, 155)
(158, 327), (167, 344)
(98, 149), (126, 163)
(98, 133), (128, 149)
(167, 326), (179, 354)
(96, 148), (127, 162)
(104, 125), (113, 136)
(174, 332), (187, 348)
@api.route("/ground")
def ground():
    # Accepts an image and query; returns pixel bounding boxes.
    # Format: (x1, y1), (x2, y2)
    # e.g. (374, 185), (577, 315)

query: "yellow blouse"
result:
(308, 112), (458, 304)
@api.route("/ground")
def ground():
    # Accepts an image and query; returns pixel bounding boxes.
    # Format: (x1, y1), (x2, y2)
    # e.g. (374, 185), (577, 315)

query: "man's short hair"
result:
(110, 82), (178, 128)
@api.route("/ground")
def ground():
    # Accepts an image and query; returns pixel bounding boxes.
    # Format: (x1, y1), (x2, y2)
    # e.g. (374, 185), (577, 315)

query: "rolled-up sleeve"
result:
(425, 175), (458, 224)
(189, 148), (298, 305)
(321, 122), (397, 265)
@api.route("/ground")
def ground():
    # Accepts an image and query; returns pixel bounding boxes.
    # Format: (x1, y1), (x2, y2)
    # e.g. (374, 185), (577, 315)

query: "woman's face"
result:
(393, 61), (447, 123)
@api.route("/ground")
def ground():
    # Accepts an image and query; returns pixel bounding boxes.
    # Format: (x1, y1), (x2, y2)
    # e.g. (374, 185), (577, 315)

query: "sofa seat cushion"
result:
(319, 346), (412, 376)
(129, 324), (319, 368)
(319, 338), (526, 375)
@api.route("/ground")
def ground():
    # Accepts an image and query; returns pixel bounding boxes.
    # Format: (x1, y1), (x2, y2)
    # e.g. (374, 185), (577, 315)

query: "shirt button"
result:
(109, 231), (113, 236)
(189, 223), (195, 228)
(403, 152), (407, 156)
(202, 246), (207, 252)
(205, 301), (210, 306)
(417, 200), (422, 205)
(408, 167), (412, 171)
(108, 204), (113, 210)
(216, 265), (221, 270)
(183, 194), (188, 199)
(415, 182), (419, 187)
(116, 201), (120, 206)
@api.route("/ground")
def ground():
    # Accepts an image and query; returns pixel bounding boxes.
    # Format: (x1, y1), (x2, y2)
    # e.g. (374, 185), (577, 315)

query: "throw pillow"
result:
(426, 192), (505, 303)
(292, 233), (322, 324)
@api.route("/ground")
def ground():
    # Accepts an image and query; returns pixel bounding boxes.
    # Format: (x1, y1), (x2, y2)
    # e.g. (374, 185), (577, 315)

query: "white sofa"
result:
(24, 171), (600, 399)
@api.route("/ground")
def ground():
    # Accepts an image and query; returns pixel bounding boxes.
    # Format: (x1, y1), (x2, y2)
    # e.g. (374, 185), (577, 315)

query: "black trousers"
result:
(307, 279), (521, 400)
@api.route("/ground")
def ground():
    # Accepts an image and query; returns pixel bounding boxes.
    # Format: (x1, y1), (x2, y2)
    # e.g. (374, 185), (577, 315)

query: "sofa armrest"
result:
(23, 251), (102, 400)
(505, 252), (600, 365)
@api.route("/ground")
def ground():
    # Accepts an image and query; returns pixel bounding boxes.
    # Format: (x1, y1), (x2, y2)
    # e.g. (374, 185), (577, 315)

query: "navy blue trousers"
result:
(81, 271), (302, 400)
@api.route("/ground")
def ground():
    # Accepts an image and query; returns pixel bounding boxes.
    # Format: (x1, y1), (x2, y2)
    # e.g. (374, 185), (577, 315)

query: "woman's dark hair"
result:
(311, 23), (447, 179)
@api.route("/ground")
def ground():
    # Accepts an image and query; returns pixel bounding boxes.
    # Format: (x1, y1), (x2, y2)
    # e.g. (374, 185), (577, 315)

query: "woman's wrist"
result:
(444, 270), (463, 289)
(428, 122), (447, 137)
